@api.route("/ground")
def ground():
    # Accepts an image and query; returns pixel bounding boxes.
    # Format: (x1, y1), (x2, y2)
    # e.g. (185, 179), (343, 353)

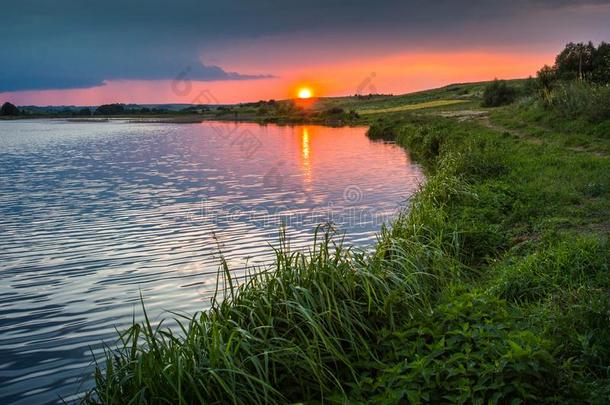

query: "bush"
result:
(1, 102), (20, 116)
(541, 81), (610, 122)
(353, 292), (561, 403)
(94, 103), (125, 115)
(537, 65), (558, 94)
(481, 80), (517, 107)
(324, 107), (345, 115)
(366, 118), (398, 141)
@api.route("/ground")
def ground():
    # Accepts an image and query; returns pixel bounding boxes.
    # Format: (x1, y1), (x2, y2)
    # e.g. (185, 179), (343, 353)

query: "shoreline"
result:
(86, 95), (610, 403)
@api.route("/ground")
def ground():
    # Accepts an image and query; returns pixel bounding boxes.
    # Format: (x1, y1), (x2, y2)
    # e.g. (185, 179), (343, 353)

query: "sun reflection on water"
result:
(301, 127), (312, 185)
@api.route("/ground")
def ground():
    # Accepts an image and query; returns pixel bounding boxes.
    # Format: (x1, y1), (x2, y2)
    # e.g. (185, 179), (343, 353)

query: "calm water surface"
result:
(0, 119), (423, 404)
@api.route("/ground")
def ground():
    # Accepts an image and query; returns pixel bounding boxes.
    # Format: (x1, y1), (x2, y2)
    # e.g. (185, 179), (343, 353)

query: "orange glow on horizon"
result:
(0, 50), (556, 105)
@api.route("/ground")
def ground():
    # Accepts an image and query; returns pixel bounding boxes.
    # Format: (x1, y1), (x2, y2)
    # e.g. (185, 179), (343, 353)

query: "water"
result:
(0, 119), (423, 404)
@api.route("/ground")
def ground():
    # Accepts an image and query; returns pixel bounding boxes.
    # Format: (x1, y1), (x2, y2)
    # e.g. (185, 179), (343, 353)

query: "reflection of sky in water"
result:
(0, 119), (423, 404)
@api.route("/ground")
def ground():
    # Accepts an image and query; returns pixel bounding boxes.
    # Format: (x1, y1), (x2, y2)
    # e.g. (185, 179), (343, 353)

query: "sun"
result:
(297, 87), (313, 99)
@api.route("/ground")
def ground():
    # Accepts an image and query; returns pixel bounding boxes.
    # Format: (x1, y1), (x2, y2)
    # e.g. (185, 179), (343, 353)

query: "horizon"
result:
(2, 1), (610, 105)
(7, 78), (527, 108)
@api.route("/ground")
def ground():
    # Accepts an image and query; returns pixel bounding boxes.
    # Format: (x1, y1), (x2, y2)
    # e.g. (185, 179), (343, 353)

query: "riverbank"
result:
(86, 89), (609, 403)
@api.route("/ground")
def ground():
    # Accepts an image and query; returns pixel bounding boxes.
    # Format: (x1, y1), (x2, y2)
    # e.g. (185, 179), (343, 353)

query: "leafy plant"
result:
(481, 80), (517, 107)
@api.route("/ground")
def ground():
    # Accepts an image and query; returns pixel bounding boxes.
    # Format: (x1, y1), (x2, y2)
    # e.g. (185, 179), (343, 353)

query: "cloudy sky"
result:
(1, 0), (609, 104)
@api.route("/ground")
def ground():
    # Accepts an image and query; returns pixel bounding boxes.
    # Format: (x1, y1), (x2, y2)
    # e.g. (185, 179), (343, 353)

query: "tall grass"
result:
(541, 81), (610, 122)
(86, 223), (451, 404)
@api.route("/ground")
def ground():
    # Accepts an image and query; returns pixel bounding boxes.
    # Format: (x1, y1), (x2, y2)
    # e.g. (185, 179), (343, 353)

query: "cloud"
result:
(1, 0), (609, 92)
(0, 60), (272, 92)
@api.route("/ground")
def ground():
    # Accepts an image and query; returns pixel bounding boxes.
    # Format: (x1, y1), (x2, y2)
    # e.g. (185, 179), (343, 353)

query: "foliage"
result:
(540, 81), (610, 122)
(94, 103), (125, 115)
(489, 236), (609, 304)
(366, 118), (399, 140)
(481, 80), (517, 107)
(555, 41), (597, 81)
(1, 101), (20, 116)
(324, 107), (345, 115)
(592, 42), (610, 84)
(538, 41), (610, 86)
(86, 226), (440, 404)
(536, 65), (558, 94)
(351, 292), (560, 403)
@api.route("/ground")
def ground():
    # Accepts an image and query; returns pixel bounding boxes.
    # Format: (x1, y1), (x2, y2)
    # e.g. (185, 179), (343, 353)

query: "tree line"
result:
(539, 41), (610, 85)
(482, 41), (610, 108)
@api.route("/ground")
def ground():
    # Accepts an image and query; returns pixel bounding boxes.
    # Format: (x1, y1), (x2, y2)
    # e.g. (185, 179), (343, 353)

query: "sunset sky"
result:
(2, 0), (610, 105)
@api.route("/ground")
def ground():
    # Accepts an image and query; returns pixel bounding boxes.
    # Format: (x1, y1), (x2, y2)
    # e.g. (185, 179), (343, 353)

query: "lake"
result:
(0, 119), (423, 404)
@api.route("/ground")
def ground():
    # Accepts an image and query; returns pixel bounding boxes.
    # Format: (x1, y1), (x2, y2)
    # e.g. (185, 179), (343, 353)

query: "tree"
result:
(1, 102), (20, 116)
(592, 42), (610, 84)
(76, 107), (92, 116)
(555, 42), (596, 81)
(537, 65), (557, 92)
(94, 103), (125, 115)
(481, 80), (517, 107)
(544, 42), (610, 85)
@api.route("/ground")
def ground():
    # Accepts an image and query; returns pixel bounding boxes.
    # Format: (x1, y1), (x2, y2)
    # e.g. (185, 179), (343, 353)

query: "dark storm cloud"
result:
(1, 0), (608, 92)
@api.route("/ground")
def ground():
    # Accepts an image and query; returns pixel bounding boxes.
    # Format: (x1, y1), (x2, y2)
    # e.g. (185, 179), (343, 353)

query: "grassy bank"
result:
(87, 87), (609, 403)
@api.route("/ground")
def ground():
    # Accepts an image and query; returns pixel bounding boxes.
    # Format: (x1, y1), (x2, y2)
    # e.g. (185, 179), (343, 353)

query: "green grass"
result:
(489, 97), (610, 155)
(87, 85), (610, 403)
(87, 226), (443, 404)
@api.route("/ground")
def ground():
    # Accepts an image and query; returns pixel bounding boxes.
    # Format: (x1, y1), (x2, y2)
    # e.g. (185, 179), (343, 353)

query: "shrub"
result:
(537, 65), (558, 98)
(366, 118), (398, 141)
(1, 101), (20, 116)
(541, 81), (610, 122)
(324, 107), (345, 115)
(536, 42), (610, 97)
(352, 292), (561, 403)
(94, 103), (125, 115)
(481, 80), (517, 107)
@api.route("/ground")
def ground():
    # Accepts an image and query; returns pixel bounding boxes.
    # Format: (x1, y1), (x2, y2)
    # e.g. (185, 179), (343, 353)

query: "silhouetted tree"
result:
(538, 42), (610, 87)
(592, 42), (610, 84)
(76, 107), (91, 116)
(1, 102), (20, 116)
(537, 65), (558, 92)
(94, 103), (125, 115)
(555, 42), (596, 81)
